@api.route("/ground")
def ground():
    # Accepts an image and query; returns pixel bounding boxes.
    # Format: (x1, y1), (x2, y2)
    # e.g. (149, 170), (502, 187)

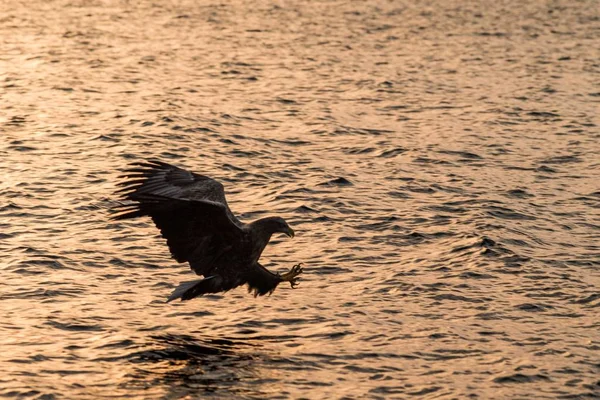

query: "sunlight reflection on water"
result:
(1, 0), (599, 398)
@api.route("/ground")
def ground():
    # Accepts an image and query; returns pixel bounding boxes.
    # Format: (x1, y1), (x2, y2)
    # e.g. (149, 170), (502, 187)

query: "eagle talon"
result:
(280, 263), (304, 288)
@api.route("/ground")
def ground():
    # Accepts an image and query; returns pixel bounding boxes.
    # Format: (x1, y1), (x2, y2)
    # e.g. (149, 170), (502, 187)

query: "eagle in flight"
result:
(112, 160), (303, 302)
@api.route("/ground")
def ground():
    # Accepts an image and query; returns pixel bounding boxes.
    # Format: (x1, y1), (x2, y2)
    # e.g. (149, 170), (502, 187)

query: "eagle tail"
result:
(166, 276), (222, 302)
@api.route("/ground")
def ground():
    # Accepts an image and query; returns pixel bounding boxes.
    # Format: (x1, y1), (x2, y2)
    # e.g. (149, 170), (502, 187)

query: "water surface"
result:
(1, 0), (599, 398)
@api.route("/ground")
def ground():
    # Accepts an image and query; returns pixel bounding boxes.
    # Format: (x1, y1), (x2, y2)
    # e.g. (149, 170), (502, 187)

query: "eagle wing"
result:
(112, 160), (244, 276)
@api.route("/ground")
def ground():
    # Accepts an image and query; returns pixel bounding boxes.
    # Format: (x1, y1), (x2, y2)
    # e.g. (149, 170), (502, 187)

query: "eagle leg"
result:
(279, 263), (303, 288)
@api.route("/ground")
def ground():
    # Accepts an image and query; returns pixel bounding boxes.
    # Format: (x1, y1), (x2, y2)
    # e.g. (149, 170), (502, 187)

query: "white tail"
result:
(166, 276), (217, 302)
(166, 280), (203, 302)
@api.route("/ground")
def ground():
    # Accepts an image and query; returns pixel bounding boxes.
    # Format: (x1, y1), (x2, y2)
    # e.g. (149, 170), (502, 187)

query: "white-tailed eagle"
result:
(112, 160), (303, 302)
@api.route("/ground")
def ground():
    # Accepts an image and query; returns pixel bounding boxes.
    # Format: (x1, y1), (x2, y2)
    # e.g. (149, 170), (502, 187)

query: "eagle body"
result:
(112, 160), (302, 301)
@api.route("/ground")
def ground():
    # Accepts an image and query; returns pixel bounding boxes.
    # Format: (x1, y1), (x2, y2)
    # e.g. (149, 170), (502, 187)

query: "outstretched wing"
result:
(116, 159), (243, 227)
(111, 160), (245, 276)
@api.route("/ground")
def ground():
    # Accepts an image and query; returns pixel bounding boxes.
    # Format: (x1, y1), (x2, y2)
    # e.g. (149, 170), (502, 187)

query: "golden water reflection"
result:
(1, 0), (599, 398)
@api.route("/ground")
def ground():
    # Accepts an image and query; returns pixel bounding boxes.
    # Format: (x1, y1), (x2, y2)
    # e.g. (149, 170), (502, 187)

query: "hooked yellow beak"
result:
(286, 227), (295, 238)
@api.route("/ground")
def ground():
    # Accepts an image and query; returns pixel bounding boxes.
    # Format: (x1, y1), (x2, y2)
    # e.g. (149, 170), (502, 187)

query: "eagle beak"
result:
(286, 227), (295, 238)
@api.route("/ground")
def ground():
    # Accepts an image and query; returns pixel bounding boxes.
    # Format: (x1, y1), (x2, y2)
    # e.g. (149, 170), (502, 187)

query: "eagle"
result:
(111, 160), (303, 302)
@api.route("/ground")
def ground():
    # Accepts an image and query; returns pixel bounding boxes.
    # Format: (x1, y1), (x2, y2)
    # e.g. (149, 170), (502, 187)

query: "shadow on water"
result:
(121, 333), (269, 399)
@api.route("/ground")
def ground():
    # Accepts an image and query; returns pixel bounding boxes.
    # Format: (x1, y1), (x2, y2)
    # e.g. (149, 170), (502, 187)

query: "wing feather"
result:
(112, 160), (245, 276)
(117, 160), (243, 227)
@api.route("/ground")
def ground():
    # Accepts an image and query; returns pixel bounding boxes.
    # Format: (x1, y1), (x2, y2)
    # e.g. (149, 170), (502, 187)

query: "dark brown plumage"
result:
(112, 160), (303, 301)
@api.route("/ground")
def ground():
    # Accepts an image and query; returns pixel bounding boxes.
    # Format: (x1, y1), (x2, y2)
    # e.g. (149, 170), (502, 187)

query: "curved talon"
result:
(280, 263), (304, 288)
